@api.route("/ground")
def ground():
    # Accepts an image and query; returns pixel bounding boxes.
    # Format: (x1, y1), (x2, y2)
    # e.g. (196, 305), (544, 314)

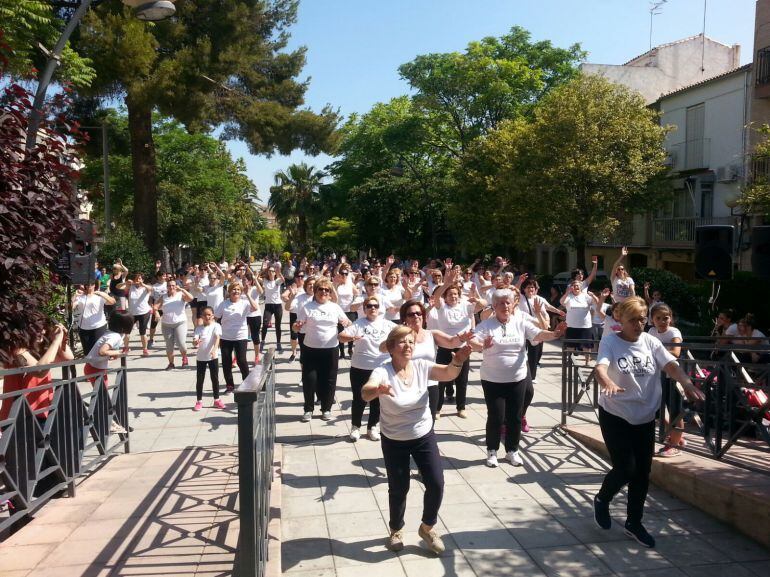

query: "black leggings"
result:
(597, 406), (655, 525)
(196, 359), (220, 400)
(381, 431), (444, 531)
(338, 312), (357, 356)
(350, 367), (380, 428)
(261, 303), (283, 345)
(289, 312), (299, 341)
(247, 316), (262, 345)
(526, 341), (543, 380)
(435, 347), (470, 411)
(78, 324), (107, 357)
(301, 346), (339, 412)
(220, 339), (249, 388)
(481, 378), (529, 452)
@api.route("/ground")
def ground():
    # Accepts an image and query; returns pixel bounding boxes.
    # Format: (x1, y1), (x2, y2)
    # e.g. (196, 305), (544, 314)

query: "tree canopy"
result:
(71, 0), (339, 252)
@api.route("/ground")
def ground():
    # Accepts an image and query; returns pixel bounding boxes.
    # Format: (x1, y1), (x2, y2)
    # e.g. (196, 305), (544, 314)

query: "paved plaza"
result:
(1, 323), (769, 576)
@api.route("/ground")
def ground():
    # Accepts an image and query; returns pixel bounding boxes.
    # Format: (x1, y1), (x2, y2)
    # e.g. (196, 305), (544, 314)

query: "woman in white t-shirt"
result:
(334, 263), (359, 359)
(192, 306), (224, 411)
(294, 279), (351, 421)
(432, 278), (476, 419)
(382, 269), (406, 321)
(244, 273), (264, 366)
(215, 281), (259, 394)
(282, 273), (310, 363)
(471, 289), (566, 468)
(73, 279), (116, 358)
(362, 326), (472, 555)
(83, 312), (134, 388)
(260, 264), (286, 353)
(120, 273), (154, 356)
(647, 303), (684, 457)
(339, 295), (396, 441)
(593, 297), (703, 548)
(610, 247), (635, 303)
(561, 280), (599, 354)
(159, 281), (194, 370)
(148, 271), (168, 349)
(736, 313), (769, 364)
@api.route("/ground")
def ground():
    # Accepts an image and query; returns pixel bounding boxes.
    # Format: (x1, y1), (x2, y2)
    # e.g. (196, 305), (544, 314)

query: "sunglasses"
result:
(316, 288), (331, 293)
(341, 271), (349, 275)
(406, 311), (423, 318)
(367, 283), (380, 287)
(364, 303), (379, 309)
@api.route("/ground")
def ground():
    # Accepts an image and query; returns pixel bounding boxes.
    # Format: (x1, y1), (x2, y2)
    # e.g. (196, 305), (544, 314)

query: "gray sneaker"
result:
(301, 411), (312, 422)
(387, 529), (404, 552)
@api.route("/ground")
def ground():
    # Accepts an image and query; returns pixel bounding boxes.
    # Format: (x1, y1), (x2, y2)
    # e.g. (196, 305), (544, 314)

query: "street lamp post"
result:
(25, 0), (177, 151)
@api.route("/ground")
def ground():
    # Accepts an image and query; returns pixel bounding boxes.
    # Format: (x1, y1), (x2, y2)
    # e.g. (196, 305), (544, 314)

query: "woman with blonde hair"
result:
(593, 297), (704, 548)
(362, 325), (472, 555)
(610, 247), (635, 303)
(215, 280), (260, 393)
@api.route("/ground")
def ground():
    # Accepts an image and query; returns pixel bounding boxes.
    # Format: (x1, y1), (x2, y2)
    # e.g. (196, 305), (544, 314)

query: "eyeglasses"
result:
(367, 283), (380, 287)
(364, 303), (379, 309)
(341, 271), (349, 275)
(406, 311), (423, 318)
(316, 288), (331, 293)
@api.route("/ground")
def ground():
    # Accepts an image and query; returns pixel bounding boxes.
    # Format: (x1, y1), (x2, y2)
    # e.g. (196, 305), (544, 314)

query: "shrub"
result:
(630, 268), (699, 321)
(96, 226), (154, 276)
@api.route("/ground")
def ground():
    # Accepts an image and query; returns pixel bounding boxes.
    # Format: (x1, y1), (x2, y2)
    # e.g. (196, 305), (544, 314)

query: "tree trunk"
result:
(298, 215), (308, 254)
(127, 97), (159, 254)
(575, 237), (587, 272)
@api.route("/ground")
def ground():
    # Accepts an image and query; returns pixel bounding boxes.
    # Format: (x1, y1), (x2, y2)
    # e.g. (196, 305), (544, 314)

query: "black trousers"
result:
(349, 367), (380, 428)
(481, 378), (529, 452)
(79, 324), (107, 357)
(220, 339), (249, 388)
(301, 346), (339, 412)
(597, 406), (655, 525)
(381, 431), (444, 531)
(261, 303), (283, 345)
(435, 347), (470, 411)
(526, 341), (543, 380)
(196, 359), (220, 400)
(247, 316), (262, 345)
(289, 312), (299, 341)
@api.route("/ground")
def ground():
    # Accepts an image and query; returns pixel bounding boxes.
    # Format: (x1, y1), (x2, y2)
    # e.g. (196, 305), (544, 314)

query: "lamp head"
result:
(122, 0), (176, 21)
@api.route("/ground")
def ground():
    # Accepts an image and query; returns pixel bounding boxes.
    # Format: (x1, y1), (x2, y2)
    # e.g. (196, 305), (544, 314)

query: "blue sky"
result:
(229, 0), (757, 203)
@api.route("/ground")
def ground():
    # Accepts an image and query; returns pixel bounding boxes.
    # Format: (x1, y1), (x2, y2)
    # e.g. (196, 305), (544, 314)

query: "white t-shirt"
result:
(602, 313), (622, 337)
(128, 285), (151, 316)
(413, 329), (438, 388)
(85, 331), (124, 369)
(382, 285), (405, 321)
(247, 287), (263, 318)
(597, 332), (677, 425)
(336, 281), (356, 312)
(263, 279), (283, 305)
(75, 294), (107, 330)
(592, 302), (609, 326)
(205, 284), (225, 313)
(371, 359), (436, 441)
(297, 300), (348, 349)
(426, 307), (440, 330)
(215, 299), (253, 340)
(194, 323), (222, 361)
(342, 317), (396, 370)
(161, 293), (187, 325)
(612, 277), (635, 302)
(434, 302), (474, 336)
(564, 292), (593, 329)
(474, 313), (542, 382)
(191, 274), (209, 300)
(648, 326), (682, 345)
(518, 294), (547, 318)
(152, 282), (167, 303)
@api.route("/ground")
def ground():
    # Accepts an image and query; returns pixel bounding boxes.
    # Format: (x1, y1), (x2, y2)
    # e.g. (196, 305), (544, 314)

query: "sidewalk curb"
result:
(267, 443), (283, 577)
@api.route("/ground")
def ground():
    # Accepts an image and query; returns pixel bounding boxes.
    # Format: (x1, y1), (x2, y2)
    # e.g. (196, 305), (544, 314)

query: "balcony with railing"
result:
(750, 156), (770, 184)
(666, 138), (711, 172)
(652, 216), (733, 248)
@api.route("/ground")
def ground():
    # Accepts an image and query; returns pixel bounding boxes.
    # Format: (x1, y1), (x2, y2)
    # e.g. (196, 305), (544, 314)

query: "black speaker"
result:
(752, 225), (770, 279)
(695, 225), (733, 280)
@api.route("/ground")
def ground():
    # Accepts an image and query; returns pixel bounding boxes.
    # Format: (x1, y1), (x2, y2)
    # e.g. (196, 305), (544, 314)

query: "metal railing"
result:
(0, 356), (129, 533)
(561, 339), (770, 466)
(652, 216), (733, 247)
(756, 46), (770, 87)
(234, 349), (276, 577)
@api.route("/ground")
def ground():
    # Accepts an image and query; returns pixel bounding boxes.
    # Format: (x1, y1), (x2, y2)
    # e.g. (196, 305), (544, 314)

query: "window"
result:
(685, 103), (705, 169)
(700, 180), (714, 218)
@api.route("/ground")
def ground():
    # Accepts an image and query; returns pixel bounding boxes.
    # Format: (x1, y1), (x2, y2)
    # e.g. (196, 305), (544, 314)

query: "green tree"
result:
(73, 1), (338, 253)
(741, 124), (770, 216)
(459, 74), (669, 266)
(318, 217), (356, 255)
(268, 162), (325, 252)
(252, 229), (285, 256)
(0, 0), (95, 86)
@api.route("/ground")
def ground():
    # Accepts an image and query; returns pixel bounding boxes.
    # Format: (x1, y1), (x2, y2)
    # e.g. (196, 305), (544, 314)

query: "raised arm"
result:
(611, 247), (627, 280)
(583, 255), (598, 287)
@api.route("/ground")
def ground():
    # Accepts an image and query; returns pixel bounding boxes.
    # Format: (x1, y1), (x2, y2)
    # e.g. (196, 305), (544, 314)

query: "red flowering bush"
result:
(0, 32), (81, 364)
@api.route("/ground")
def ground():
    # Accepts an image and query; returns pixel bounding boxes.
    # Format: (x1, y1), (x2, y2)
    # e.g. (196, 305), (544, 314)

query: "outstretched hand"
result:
(376, 382), (395, 397)
(451, 343), (473, 364)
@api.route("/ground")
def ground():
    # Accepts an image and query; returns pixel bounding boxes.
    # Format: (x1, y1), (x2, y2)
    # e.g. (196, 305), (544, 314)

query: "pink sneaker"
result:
(181, 355), (189, 367)
(193, 401), (203, 411)
(122, 346), (130, 354)
(521, 416), (530, 433)
(213, 399), (225, 409)
(142, 349), (150, 357)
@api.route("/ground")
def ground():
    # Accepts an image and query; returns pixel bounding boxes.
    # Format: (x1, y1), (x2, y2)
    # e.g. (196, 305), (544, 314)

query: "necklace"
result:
(394, 363), (414, 387)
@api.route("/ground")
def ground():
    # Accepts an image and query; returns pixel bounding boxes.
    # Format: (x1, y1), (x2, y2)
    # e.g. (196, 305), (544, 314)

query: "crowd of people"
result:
(3, 247), (767, 555)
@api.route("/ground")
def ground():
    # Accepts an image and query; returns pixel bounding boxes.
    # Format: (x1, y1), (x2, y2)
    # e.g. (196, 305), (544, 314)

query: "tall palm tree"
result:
(268, 163), (325, 253)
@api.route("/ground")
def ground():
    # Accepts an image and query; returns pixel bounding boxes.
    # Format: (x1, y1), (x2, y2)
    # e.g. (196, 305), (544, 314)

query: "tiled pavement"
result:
(2, 316), (769, 576)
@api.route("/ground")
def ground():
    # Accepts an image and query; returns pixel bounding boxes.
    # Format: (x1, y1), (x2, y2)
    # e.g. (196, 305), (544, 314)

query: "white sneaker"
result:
(486, 450), (498, 467)
(531, 378), (538, 385)
(507, 450), (523, 466)
(301, 411), (312, 422)
(367, 427), (381, 441)
(350, 427), (361, 441)
(321, 411), (332, 421)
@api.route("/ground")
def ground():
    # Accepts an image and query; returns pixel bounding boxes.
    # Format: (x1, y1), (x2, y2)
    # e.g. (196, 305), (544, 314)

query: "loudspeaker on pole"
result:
(695, 225), (734, 281)
(751, 225), (770, 279)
